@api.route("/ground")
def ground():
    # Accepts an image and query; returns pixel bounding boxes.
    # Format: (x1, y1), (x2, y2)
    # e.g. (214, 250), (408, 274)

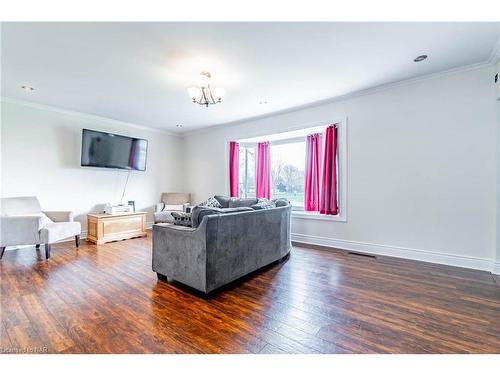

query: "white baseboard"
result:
(291, 233), (496, 273)
(493, 262), (500, 276)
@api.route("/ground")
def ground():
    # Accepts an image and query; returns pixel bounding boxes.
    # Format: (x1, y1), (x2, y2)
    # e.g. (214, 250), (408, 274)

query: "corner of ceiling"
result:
(488, 31), (500, 65)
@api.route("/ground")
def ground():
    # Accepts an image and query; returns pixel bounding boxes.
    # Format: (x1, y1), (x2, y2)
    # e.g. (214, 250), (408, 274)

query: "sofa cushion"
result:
(214, 195), (231, 208)
(191, 206), (254, 227)
(39, 221), (81, 243)
(171, 212), (192, 227)
(163, 204), (184, 212)
(228, 198), (258, 208)
(251, 198), (276, 210)
(200, 196), (222, 208)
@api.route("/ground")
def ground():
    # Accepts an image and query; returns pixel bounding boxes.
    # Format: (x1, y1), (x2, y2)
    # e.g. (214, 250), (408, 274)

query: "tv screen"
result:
(81, 129), (148, 171)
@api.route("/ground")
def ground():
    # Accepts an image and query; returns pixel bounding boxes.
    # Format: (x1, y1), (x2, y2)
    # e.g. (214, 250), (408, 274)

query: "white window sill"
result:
(291, 210), (346, 222)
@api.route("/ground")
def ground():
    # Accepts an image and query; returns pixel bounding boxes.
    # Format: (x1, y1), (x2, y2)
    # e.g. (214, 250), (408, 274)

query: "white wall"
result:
(1, 100), (184, 232)
(496, 59), (500, 274)
(2, 65), (498, 272)
(183, 65), (498, 270)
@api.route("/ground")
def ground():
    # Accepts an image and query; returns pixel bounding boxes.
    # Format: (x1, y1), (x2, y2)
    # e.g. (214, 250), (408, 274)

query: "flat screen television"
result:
(81, 129), (148, 171)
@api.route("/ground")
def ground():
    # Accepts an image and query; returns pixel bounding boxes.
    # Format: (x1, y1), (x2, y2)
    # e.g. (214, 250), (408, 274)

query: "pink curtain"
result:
(256, 142), (271, 199)
(229, 141), (239, 197)
(304, 133), (321, 211)
(319, 125), (338, 215)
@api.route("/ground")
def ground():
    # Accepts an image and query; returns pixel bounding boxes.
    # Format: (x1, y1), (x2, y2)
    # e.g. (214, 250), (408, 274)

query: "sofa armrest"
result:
(43, 211), (74, 222)
(155, 202), (165, 213)
(0, 215), (43, 246)
(152, 220), (209, 291)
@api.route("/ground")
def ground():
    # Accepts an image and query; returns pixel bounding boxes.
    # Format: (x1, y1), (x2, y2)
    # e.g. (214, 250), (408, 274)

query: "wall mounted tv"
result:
(81, 129), (148, 171)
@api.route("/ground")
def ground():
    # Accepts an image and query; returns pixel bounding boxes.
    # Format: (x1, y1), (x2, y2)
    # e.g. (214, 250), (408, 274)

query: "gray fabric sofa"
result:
(152, 199), (292, 294)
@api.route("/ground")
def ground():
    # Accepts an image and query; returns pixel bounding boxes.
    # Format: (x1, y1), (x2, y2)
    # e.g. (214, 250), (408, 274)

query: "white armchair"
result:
(154, 192), (191, 224)
(0, 196), (81, 260)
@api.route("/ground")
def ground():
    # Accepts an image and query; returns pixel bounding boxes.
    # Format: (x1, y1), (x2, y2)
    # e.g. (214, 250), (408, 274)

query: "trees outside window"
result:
(270, 141), (306, 207)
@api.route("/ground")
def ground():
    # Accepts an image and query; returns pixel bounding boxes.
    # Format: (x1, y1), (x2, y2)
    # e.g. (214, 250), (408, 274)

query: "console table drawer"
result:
(103, 216), (143, 234)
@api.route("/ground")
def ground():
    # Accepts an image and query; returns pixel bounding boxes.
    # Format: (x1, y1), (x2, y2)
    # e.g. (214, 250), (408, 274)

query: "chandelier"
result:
(187, 72), (225, 107)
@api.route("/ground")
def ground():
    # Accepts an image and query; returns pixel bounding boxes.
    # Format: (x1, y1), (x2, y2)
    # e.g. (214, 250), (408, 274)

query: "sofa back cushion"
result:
(228, 198), (258, 208)
(214, 195), (231, 208)
(214, 195), (259, 208)
(1, 196), (42, 216)
(191, 206), (254, 227)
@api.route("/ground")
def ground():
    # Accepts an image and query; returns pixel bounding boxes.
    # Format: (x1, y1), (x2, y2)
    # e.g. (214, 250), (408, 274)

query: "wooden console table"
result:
(87, 212), (147, 245)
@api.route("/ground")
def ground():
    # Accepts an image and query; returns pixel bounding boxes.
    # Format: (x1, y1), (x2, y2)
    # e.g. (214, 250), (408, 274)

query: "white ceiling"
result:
(2, 22), (499, 133)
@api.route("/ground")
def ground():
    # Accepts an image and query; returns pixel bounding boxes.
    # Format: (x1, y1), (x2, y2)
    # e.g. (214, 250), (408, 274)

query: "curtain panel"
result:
(229, 141), (239, 197)
(304, 133), (321, 211)
(256, 142), (271, 199)
(319, 125), (338, 215)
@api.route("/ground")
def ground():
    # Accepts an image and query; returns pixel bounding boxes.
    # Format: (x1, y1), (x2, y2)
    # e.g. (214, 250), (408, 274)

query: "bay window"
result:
(232, 120), (346, 221)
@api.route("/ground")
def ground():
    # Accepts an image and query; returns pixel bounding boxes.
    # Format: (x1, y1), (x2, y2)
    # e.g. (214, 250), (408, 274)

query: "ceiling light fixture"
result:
(21, 85), (35, 91)
(413, 55), (428, 62)
(176, 124), (183, 128)
(187, 72), (225, 107)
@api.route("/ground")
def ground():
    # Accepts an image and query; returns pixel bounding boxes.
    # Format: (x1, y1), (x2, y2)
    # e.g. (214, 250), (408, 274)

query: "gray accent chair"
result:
(0, 196), (81, 260)
(152, 202), (292, 294)
(154, 192), (191, 224)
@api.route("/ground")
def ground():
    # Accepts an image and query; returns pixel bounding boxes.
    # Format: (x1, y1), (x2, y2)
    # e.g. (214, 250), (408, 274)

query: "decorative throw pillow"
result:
(200, 196), (222, 208)
(251, 198), (276, 210)
(171, 211), (192, 227)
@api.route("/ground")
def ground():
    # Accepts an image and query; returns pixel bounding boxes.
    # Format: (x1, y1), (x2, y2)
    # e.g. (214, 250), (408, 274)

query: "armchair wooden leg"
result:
(45, 244), (51, 259)
(75, 235), (80, 248)
(0, 247), (5, 259)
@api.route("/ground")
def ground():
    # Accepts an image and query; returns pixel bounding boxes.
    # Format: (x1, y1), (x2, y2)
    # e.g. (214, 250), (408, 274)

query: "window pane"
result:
(238, 146), (256, 198)
(271, 141), (306, 207)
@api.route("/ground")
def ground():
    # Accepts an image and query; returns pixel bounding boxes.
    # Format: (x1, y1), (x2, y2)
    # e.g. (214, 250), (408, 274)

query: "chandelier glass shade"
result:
(187, 72), (225, 107)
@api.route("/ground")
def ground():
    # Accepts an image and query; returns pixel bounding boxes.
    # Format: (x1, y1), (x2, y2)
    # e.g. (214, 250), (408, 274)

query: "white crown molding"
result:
(182, 61), (492, 138)
(291, 233), (496, 273)
(2, 58), (495, 139)
(0, 97), (181, 137)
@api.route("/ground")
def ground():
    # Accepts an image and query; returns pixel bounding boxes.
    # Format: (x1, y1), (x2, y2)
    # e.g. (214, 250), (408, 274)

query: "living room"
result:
(1, 1), (500, 372)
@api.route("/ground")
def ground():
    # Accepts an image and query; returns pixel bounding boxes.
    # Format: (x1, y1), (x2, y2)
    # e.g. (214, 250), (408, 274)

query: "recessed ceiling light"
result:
(21, 85), (35, 91)
(413, 55), (428, 62)
(176, 124), (183, 128)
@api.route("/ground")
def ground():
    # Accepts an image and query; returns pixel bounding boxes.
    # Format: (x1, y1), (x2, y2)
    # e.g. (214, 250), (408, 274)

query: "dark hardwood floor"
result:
(1, 232), (499, 354)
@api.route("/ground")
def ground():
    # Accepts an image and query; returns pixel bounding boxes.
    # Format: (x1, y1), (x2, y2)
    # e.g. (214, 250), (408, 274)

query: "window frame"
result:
(225, 118), (348, 223)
